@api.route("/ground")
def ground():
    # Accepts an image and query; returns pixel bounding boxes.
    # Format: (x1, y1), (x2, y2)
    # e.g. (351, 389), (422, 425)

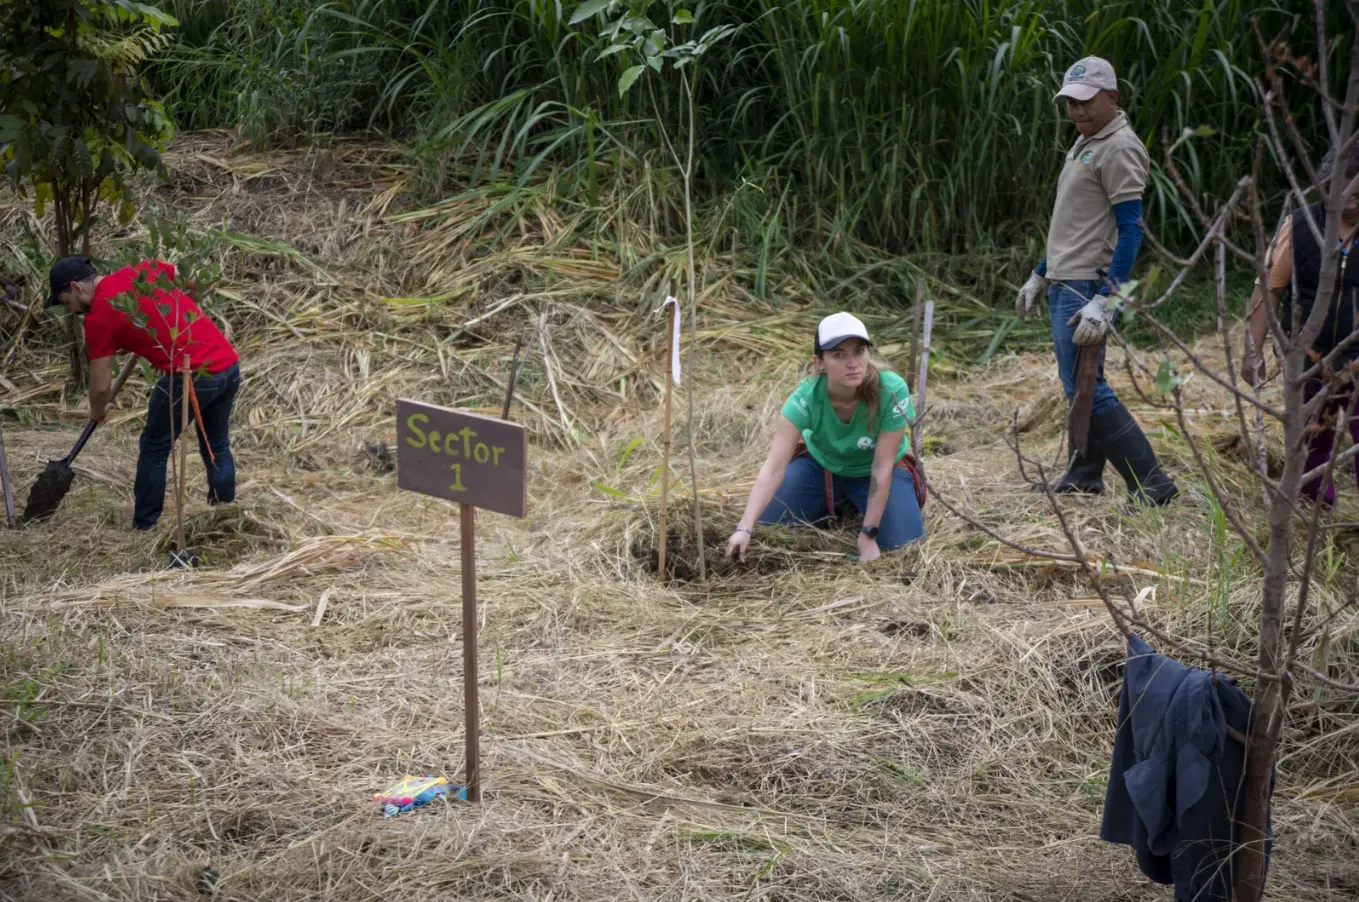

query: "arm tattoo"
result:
(868, 475), (881, 498)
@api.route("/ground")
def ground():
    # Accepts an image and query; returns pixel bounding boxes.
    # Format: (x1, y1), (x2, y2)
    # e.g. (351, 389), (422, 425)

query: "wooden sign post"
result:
(396, 400), (528, 803)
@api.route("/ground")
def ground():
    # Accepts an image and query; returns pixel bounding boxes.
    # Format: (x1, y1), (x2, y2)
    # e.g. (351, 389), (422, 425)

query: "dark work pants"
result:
(133, 363), (241, 530)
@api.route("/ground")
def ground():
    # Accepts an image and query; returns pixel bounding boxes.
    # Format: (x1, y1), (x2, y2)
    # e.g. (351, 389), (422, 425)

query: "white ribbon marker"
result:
(656, 296), (682, 385)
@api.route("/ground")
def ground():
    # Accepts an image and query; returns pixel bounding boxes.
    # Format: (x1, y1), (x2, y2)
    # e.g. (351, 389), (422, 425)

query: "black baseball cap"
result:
(46, 257), (97, 308)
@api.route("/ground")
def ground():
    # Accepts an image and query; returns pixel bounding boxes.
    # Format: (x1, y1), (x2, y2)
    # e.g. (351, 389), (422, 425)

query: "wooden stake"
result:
(658, 300), (676, 578)
(912, 303), (935, 454)
(501, 336), (525, 420)
(460, 502), (481, 802)
(0, 419), (16, 528)
(908, 279), (925, 391)
(176, 356), (190, 555)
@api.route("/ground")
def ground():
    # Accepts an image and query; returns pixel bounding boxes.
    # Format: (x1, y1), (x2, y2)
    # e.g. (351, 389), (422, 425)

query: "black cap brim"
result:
(816, 335), (873, 353)
(45, 293), (63, 309)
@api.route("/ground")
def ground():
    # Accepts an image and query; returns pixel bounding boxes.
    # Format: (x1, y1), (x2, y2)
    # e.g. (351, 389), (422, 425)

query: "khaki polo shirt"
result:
(1045, 111), (1148, 280)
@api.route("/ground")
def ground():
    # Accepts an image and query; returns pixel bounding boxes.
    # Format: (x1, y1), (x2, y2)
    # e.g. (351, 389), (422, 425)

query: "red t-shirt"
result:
(83, 261), (238, 374)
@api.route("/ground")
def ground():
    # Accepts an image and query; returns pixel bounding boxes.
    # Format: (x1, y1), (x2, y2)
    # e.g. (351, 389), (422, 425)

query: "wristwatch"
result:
(861, 525), (880, 540)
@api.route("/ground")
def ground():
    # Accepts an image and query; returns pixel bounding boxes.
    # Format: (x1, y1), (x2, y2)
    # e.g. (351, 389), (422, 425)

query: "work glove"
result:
(1067, 294), (1110, 346)
(1015, 272), (1049, 319)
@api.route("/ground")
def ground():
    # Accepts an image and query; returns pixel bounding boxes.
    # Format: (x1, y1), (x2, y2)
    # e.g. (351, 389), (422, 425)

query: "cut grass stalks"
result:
(1, 132), (1358, 902)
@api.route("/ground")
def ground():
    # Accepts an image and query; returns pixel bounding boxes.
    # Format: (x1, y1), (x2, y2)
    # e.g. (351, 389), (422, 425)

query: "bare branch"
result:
(1121, 301), (1284, 419)
(1291, 36), (1359, 353)
(1314, 0), (1339, 142)
(1119, 350), (1174, 411)
(1257, 69), (1324, 247)
(922, 471), (1080, 564)
(1169, 384), (1269, 566)
(1299, 324), (1359, 384)
(1298, 384), (1359, 495)
(1162, 128), (1212, 228)
(1290, 661), (1359, 693)
(1287, 387), (1358, 675)
(1213, 236), (1265, 483)
(1141, 178), (1250, 310)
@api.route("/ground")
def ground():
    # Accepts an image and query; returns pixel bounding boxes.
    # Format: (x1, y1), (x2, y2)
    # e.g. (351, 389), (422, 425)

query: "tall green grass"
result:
(151, 0), (1343, 259)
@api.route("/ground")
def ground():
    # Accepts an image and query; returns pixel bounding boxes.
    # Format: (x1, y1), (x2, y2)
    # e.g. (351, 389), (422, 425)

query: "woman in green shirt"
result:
(726, 312), (925, 562)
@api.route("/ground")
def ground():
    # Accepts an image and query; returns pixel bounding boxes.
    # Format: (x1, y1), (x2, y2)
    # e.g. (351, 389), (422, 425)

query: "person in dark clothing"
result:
(1242, 142), (1359, 505)
(1101, 634), (1271, 901)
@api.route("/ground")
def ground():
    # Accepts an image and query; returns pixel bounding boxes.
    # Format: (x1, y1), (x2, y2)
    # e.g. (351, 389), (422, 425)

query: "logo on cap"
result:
(1068, 65), (1086, 80)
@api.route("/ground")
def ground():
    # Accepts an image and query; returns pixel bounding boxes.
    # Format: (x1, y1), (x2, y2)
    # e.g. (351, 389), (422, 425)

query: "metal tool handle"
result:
(64, 357), (138, 464)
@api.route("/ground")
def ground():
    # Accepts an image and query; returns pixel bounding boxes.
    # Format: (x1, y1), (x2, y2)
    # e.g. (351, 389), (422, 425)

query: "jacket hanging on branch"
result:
(1100, 634), (1273, 901)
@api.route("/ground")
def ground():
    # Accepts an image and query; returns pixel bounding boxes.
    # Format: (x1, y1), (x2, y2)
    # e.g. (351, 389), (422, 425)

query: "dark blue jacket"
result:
(1101, 635), (1271, 901)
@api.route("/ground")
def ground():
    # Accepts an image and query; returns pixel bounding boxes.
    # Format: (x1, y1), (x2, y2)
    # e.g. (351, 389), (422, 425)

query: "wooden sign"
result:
(397, 400), (527, 517)
(396, 398), (529, 803)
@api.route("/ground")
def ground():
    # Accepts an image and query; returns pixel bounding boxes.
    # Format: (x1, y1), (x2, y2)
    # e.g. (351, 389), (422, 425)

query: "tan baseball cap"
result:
(1054, 56), (1118, 102)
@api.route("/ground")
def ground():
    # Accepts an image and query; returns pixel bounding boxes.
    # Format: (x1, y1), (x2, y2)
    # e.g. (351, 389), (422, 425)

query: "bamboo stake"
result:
(176, 356), (190, 556)
(658, 299), (676, 578)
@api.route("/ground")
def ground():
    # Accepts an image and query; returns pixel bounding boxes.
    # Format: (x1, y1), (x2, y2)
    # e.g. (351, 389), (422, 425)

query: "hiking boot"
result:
(1092, 402), (1178, 506)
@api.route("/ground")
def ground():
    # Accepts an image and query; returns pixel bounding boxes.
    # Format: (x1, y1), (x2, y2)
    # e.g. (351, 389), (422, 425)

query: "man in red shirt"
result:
(47, 257), (242, 530)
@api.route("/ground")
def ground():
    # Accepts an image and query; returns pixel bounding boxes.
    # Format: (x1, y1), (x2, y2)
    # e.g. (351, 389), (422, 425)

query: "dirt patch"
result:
(632, 534), (796, 581)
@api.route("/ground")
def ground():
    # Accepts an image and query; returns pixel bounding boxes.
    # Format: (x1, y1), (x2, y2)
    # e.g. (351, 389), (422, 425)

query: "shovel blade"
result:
(21, 461), (75, 525)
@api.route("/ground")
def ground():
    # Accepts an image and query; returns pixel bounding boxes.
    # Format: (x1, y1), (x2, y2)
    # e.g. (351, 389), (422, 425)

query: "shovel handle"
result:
(64, 357), (139, 464)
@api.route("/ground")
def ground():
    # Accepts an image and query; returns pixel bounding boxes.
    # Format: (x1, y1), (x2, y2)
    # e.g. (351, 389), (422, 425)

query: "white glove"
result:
(1067, 295), (1110, 346)
(1015, 272), (1049, 319)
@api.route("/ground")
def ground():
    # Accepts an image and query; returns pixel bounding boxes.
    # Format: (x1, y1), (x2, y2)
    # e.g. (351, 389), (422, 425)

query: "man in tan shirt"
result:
(1242, 145), (1359, 504)
(1014, 56), (1178, 506)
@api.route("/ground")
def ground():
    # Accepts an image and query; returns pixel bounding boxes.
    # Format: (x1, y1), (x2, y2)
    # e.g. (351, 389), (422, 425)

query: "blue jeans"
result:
(1049, 280), (1120, 417)
(758, 454), (924, 550)
(134, 363), (241, 530)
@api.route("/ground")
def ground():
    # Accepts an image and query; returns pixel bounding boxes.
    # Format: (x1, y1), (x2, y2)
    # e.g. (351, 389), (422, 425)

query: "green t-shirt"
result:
(780, 370), (915, 478)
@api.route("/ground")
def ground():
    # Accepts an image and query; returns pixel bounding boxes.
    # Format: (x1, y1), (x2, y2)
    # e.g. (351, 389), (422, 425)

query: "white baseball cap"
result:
(1054, 56), (1118, 102)
(815, 312), (872, 353)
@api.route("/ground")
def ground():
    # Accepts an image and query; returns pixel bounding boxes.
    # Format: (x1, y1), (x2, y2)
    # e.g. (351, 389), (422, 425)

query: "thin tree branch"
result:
(1170, 385), (1269, 567)
(1122, 302), (1284, 419)
(1314, 0), (1339, 142)
(1290, 661), (1359, 693)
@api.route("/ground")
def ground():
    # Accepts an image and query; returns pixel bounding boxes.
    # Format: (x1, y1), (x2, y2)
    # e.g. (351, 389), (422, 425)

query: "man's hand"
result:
(1067, 295), (1110, 346)
(1015, 272), (1049, 319)
(856, 532), (882, 563)
(90, 402), (108, 424)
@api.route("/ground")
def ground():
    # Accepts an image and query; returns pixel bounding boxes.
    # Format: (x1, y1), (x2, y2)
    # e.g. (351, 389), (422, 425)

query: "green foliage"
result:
(0, 0), (177, 257)
(149, 0), (1341, 263)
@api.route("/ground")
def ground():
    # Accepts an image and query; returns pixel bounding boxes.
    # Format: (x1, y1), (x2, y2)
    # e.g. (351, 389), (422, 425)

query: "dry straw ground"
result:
(1, 135), (1357, 901)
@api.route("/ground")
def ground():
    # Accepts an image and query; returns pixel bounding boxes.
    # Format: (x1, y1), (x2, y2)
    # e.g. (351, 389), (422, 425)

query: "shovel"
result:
(21, 358), (137, 525)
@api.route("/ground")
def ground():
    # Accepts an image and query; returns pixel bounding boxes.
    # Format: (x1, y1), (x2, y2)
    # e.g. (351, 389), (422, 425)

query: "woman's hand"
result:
(856, 532), (881, 562)
(726, 528), (752, 562)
